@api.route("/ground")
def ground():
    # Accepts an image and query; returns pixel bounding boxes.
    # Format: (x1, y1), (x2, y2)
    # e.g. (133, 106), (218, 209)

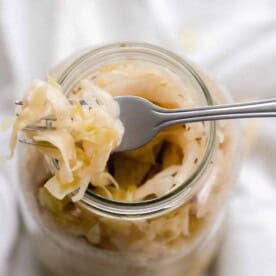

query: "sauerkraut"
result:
(12, 77), (124, 201)
(16, 59), (238, 254)
(20, 60), (228, 250)
(13, 63), (209, 204)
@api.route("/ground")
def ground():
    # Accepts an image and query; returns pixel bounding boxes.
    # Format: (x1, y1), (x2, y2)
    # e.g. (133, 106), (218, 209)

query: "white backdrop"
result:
(1, 0), (276, 275)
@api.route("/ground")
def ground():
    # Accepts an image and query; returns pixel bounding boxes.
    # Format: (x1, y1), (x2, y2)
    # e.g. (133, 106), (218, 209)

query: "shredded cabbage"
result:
(12, 77), (124, 201)
(21, 61), (235, 255)
(13, 62), (209, 206)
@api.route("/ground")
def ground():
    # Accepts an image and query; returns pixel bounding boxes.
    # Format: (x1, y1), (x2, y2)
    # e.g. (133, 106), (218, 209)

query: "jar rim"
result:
(57, 42), (216, 220)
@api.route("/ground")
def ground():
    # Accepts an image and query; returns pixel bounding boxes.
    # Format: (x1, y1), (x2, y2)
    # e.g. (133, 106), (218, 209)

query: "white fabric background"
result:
(1, 0), (276, 275)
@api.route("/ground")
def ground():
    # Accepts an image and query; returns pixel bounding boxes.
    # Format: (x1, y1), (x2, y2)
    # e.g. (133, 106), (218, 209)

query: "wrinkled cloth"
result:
(1, 0), (276, 275)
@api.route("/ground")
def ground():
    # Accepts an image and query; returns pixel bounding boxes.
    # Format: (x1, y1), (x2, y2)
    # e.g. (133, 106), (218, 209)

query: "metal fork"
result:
(16, 96), (276, 152)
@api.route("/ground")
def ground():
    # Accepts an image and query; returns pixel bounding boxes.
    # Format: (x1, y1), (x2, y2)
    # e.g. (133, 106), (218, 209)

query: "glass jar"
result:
(18, 43), (241, 276)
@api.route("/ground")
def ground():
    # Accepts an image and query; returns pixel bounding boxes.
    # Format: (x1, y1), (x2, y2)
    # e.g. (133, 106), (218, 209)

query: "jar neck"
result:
(56, 42), (216, 220)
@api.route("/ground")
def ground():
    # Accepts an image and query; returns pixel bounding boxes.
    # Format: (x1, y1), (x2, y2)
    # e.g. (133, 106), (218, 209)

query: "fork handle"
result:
(155, 98), (276, 129)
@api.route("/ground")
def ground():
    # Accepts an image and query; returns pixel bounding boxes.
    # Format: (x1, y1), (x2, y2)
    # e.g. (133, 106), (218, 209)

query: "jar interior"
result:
(56, 43), (215, 218)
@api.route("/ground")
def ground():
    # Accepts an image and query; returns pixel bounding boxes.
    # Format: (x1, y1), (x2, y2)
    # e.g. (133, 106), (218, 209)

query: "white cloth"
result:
(1, 0), (276, 275)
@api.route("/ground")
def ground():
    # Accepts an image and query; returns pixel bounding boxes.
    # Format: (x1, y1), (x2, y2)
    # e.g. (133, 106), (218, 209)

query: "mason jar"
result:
(18, 43), (241, 276)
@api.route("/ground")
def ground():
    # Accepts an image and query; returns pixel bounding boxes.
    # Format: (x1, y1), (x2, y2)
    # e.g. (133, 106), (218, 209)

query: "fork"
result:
(16, 96), (276, 152)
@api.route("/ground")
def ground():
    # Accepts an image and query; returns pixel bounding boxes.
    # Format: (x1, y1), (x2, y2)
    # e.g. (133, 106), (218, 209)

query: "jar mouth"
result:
(57, 42), (216, 220)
